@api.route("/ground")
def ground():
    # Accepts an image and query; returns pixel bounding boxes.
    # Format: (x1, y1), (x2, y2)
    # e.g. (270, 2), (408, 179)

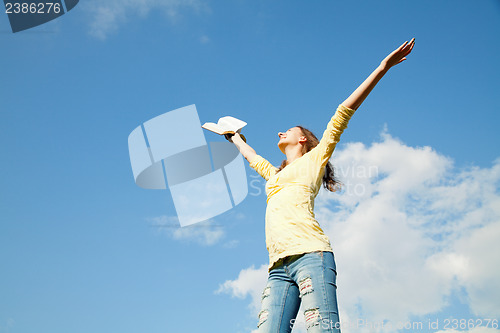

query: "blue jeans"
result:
(256, 251), (341, 333)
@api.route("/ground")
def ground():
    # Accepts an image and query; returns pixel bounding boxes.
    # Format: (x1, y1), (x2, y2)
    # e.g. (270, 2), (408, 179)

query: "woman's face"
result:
(277, 127), (306, 154)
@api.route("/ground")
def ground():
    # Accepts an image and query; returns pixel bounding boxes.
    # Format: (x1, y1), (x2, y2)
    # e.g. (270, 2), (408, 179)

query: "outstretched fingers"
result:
(403, 38), (415, 54)
(380, 37), (415, 70)
(397, 38), (415, 61)
(398, 40), (409, 50)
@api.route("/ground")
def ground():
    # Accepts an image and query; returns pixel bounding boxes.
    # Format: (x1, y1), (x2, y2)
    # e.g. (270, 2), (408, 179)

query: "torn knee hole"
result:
(257, 310), (268, 328)
(304, 307), (321, 329)
(299, 276), (314, 297)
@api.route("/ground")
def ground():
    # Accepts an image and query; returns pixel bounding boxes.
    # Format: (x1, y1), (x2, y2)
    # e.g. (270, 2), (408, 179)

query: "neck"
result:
(284, 145), (303, 164)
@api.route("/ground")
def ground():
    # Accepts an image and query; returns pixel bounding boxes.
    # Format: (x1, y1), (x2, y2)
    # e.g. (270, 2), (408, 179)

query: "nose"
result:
(278, 132), (285, 138)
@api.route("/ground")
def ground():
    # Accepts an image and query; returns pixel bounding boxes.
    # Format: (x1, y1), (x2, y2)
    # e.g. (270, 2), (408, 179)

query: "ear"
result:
(298, 136), (307, 144)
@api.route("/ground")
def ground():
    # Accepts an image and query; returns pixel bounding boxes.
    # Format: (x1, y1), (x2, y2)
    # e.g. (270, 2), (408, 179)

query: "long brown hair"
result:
(276, 126), (341, 192)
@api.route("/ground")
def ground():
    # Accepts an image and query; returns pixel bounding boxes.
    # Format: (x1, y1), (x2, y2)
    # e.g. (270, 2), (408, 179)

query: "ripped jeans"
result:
(257, 251), (341, 333)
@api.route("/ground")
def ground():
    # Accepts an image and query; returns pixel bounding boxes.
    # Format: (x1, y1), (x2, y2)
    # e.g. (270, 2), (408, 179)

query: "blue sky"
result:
(1, 1), (499, 332)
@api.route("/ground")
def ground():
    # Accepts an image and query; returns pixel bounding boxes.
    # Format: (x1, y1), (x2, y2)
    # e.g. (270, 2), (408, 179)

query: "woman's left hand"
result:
(380, 38), (415, 71)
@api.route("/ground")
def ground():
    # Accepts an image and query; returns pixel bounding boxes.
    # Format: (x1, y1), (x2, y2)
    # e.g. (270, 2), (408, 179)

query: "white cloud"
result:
(147, 215), (225, 246)
(82, 0), (209, 39)
(217, 129), (500, 332)
(215, 264), (268, 314)
(438, 222), (500, 318)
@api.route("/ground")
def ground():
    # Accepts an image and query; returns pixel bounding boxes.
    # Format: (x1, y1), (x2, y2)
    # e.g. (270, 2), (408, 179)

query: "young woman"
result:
(226, 38), (415, 333)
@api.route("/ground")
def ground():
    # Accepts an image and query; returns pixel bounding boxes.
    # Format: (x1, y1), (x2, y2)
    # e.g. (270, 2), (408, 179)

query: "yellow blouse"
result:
(249, 104), (356, 271)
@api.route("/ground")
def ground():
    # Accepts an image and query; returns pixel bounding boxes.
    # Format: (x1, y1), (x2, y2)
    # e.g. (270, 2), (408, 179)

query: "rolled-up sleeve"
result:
(308, 104), (356, 168)
(249, 155), (277, 181)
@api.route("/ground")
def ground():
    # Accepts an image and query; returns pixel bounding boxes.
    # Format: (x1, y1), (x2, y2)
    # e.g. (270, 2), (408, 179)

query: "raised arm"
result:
(227, 133), (277, 181)
(227, 133), (257, 163)
(342, 38), (415, 110)
(308, 38), (415, 168)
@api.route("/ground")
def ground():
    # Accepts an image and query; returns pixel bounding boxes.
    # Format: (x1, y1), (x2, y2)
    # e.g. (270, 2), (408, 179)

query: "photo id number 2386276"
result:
(5, 2), (62, 14)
